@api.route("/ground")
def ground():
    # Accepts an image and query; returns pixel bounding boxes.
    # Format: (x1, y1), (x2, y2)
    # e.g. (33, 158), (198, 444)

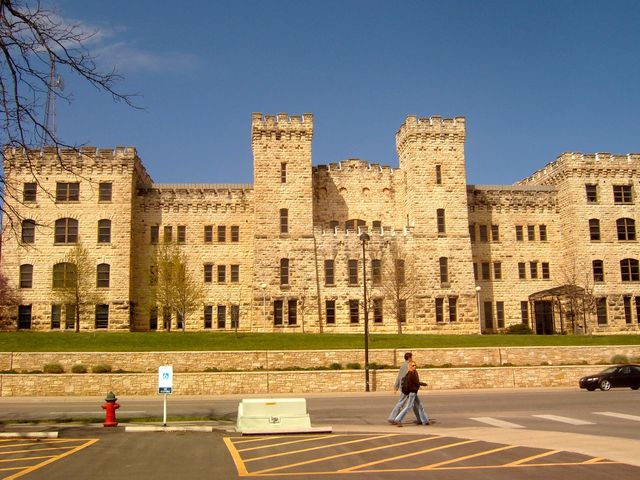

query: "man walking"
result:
(392, 361), (429, 426)
(387, 352), (419, 423)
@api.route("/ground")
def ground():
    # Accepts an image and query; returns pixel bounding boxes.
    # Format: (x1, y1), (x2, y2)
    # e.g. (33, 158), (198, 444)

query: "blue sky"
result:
(51, 0), (640, 185)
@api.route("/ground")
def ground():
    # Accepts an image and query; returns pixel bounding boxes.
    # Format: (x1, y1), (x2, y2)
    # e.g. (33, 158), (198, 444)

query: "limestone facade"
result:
(1, 114), (640, 333)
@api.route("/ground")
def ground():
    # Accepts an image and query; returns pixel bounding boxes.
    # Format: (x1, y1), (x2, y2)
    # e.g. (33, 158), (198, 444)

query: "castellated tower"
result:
(251, 113), (318, 330)
(396, 116), (478, 330)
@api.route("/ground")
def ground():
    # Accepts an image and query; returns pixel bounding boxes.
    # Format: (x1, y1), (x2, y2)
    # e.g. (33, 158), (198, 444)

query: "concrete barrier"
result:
(236, 398), (332, 434)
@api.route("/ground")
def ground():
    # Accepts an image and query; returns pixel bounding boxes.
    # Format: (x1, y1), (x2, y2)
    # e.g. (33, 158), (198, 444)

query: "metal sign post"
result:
(158, 365), (173, 427)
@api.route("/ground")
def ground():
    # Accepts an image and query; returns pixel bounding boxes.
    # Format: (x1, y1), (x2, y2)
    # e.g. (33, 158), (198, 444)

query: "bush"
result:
(328, 363), (343, 370)
(204, 367), (220, 372)
(91, 364), (112, 373)
(345, 362), (361, 370)
(505, 323), (533, 335)
(43, 363), (64, 374)
(71, 364), (87, 374)
(610, 354), (630, 364)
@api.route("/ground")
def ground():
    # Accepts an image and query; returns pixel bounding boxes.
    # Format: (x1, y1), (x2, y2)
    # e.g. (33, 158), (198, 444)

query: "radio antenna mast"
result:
(42, 54), (64, 146)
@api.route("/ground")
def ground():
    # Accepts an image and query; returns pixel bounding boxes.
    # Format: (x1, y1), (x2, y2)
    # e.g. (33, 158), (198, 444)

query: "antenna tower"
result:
(42, 55), (64, 146)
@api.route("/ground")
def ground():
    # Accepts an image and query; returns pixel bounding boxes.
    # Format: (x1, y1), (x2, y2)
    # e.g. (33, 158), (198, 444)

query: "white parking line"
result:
(470, 417), (524, 429)
(594, 412), (640, 422)
(532, 414), (594, 425)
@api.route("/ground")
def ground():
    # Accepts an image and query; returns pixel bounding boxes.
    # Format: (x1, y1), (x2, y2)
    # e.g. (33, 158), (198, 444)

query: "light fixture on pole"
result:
(475, 285), (482, 335)
(260, 283), (267, 325)
(359, 232), (371, 392)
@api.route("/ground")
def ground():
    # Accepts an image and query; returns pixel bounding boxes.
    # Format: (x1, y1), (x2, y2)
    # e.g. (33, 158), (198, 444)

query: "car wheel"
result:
(586, 387), (596, 391)
(599, 379), (611, 391)
(631, 386), (639, 390)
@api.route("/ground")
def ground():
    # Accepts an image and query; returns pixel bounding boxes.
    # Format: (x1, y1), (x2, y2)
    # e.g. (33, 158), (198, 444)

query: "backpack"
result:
(401, 373), (410, 395)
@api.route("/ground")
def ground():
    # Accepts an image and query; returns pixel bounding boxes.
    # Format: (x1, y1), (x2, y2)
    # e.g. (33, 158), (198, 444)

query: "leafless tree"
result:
(0, 270), (19, 328)
(380, 240), (416, 334)
(1, 0), (136, 219)
(560, 256), (597, 334)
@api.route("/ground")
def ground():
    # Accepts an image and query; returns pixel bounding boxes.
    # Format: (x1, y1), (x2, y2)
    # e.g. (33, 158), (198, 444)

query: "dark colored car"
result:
(579, 364), (640, 391)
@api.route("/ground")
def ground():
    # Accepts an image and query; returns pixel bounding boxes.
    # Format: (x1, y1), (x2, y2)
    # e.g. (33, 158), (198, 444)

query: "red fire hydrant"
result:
(102, 391), (120, 427)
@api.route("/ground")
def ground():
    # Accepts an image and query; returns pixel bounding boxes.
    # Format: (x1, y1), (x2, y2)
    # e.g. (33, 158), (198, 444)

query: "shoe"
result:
(423, 421), (430, 425)
(396, 423), (403, 427)
(413, 421), (422, 425)
(387, 420), (396, 425)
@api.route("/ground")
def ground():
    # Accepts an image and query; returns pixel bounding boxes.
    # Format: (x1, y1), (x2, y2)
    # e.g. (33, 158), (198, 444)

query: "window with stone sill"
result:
(616, 218), (636, 241)
(515, 225), (524, 241)
(96, 263), (110, 288)
(479, 225), (488, 242)
(325, 300), (336, 324)
(56, 182), (79, 202)
(23, 182), (37, 202)
(204, 225), (213, 243)
(493, 262), (502, 280)
(620, 258), (640, 282)
(592, 260), (605, 283)
(21, 219), (35, 244)
(539, 224), (548, 241)
(613, 185), (633, 204)
(491, 225), (500, 242)
(585, 184), (598, 203)
(449, 297), (458, 322)
(348, 259), (358, 285)
(373, 298), (383, 323)
(19, 264), (33, 288)
(349, 299), (359, 323)
(324, 259), (335, 285)
(98, 182), (112, 202)
(589, 219), (600, 241)
(54, 218), (78, 244)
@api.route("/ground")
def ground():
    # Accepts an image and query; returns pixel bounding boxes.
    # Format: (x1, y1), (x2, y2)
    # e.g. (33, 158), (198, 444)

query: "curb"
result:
(0, 432), (58, 438)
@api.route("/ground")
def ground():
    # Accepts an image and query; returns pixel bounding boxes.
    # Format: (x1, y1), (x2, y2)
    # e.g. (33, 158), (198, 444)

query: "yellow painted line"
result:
(0, 439), (80, 450)
(223, 437), (249, 476)
(0, 455), (56, 464)
(233, 435), (321, 445)
(245, 434), (395, 463)
(4, 439), (98, 480)
(505, 449), (560, 466)
(0, 446), (77, 455)
(0, 467), (25, 472)
(583, 457), (607, 464)
(421, 444), (518, 469)
(339, 438), (476, 473)
(238, 434), (336, 452)
(252, 435), (443, 475)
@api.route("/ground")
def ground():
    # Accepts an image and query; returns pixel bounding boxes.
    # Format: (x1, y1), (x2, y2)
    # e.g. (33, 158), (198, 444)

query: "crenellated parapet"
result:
(468, 184), (557, 211)
(138, 183), (252, 212)
(396, 115), (465, 153)
(251, 112), (314, 143)
(518, 152), (640, 186)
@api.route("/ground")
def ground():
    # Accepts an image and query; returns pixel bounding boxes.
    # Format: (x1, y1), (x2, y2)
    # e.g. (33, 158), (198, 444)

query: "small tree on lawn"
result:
(0, 271), (20, 329)
(381, 240), (416, 334)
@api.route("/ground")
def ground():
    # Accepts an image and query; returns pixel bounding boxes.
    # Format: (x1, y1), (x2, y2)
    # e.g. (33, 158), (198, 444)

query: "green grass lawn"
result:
(1, 331), (639, 352)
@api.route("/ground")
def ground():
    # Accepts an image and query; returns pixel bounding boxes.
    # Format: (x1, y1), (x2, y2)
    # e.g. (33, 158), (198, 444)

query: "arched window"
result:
(19, 264), (33, 288)
(97, 219), (111, 243)
(280, 258), (289, 285)
(592, 260), (604, 283)
(96, 263), (110, 288)
(616, 218), (636, 241)
(21, 219), (35, 243)
(620, 258), (640, 282)
(54, 218), (78, 244)
(52, 262), (77, 288)
(588, 219), (600, 241)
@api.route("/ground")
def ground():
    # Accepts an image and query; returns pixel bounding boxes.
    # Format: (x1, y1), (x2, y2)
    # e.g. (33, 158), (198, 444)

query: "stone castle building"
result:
(1, 113), (639, 334)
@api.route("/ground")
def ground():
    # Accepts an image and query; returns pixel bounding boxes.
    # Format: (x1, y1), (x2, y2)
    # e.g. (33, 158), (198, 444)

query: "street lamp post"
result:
(475, 285), (482, 335)
(260, 283), (267, 325)
(359, 232), (371, 392)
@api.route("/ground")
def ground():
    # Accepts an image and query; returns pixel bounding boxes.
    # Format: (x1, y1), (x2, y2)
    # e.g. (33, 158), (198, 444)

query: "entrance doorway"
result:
(534, 301), (554, 335)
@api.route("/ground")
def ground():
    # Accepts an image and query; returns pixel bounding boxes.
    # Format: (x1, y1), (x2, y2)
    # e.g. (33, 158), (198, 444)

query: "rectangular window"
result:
(371, 259), (382, 285)
(373, 298), (383, 323)
(530, 261), (538, 279)
(479, 225), (488, 242)
(349, 299), (359, 323)
(281, 162), (287, 183)
(288, 299), (297, 325)
(635, 297), (640, 324)
(435, 298), (444, 322)
(95, 304), (109, 329)
(396, 259), (405, 285)
(493, 262), (502, 280)
(217, 225), (226, 242)
(162, 307), (171, 330)
(436, 209), (446, 234)
(98, 182), (112, 202)
(481, 262), (490, 280)
(496, 301), (505, 328)
(593, 260), (604, 283)
(65, 305), (76, 330)
(491, 225), (500, 242)
(280, 258), (289, 285)
(439, 257), (449, 284)
(585, 184), (598, 203)
(589, 219), (601, 241)
(280, 209), (289, 234)
(231, 225), (239, 242)
(217, 305), (226, 329)
(217, 264), (226, 283)
(273, 300), (283, 325)
(177, 225), (186, 244)
(398, 299), (407, 323)
(18, 305), (32, 329)
(527, 225), (535, 241)
(177, 311), (184, 331)
(624, 296), (632, 324)
(150, 225), (159, 244)
(539, 224), (547, 241)
(204, 305), (212, 329)
(19, 264), (33, 288)
(473, 263), (478, 280)
(21, 219), (35, 243)
(97, 220), (111, 243)
(469, 224), (476, 242)
(515, 225), (523, 241)
(231, 305), (240, 329)
(348, 259), (358, 285)
(204, 225), (213, 243)
(56, 182), (79, 201)
(324, 259), (335, 285)
(204, 264), (213, 283)
(613, 185), (633, 204)
(435, 164), (442, 184)
(541, 262), (550, 279)
(163, 225), (173, 243)
(149, 307), (158, 330)
(483, 301), (494, 330)
(23, 182), (37, 202)
(372, 220), (382, 233)
(596, 297), (608, 324)
(51, 304), (61, 329)
(326, 300), (336, 324)
(449, 297), (457, 322)
(230, 264), (239, 283)
(520, 301), (529, 324)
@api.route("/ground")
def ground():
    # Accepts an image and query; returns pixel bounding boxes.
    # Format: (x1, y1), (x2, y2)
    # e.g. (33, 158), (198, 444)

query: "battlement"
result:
(396, 115), (465, 151)
(314, 158), (396, 174)
(518, 151), (640, 186)
(251, 112), (314, 142)
(4, 146), (138, 163)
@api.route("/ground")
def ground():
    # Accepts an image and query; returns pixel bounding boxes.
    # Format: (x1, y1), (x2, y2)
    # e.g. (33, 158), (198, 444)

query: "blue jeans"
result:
(393, 392), (429, 424)
(388, 392), (420, 422)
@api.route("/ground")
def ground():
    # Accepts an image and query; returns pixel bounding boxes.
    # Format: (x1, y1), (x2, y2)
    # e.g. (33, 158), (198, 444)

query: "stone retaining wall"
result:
(1, 346), (638, 373)
(0, 365), (601, 396)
